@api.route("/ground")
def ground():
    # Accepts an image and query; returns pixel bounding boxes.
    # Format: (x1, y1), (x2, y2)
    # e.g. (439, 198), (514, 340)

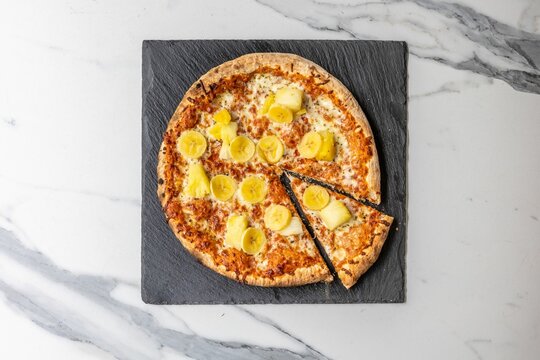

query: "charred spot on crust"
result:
(316, 79), (330, 86)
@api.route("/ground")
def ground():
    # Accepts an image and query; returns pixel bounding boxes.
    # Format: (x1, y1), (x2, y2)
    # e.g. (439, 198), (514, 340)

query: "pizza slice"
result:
(288, 175), (393, 288)
(159, 156), (332, 286)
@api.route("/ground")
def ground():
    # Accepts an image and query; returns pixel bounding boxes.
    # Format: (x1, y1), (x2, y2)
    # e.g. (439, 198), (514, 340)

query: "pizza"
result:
(157, 52), (392, 288)
(288, 176), (393, 288)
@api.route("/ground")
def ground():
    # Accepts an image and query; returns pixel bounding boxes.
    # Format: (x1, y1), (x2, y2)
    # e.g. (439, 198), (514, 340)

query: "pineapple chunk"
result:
(275, 86), (304, 112)
(220, 122), (238, 144)
(207, 123), (223, 140)
(319, 200), (352, 230)
(219, 122), (238, 160)
(278, 217), (304, 236)
(315, 130), (336, 161)
(225, 214), (248, 249)
(184, 162), (210, 198)
(219, 143), (231, 160)
(213, 108), (231, 124)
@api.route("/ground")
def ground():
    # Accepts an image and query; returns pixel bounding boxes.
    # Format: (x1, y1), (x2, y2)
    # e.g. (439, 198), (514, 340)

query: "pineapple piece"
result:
(259, 93), (275, 115)
(207, 123), (223, 140)
(184, 162), (210, 198)
(220, 122), (238, 144)
(315, 130), (336, 161)
(225, 214), (248, 249)
(275, 86), (304, 112)
(278, 217), (304, 236)
(219, 143), (231, 160)
(213, 108), (231, 124)
(319, 200), (352, 230)
(219, 122), (238, 160)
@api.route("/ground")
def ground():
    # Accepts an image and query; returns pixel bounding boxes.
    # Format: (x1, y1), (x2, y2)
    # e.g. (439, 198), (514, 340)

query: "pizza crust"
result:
(338, 214), (394, 289)
(166, 217), (333, 287)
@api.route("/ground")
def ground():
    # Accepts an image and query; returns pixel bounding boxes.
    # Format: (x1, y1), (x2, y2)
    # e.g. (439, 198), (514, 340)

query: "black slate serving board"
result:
(142, 40), (407, 304)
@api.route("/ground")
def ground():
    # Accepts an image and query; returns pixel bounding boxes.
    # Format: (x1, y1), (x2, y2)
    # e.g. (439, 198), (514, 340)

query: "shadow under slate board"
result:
(142, 40), (407, 304)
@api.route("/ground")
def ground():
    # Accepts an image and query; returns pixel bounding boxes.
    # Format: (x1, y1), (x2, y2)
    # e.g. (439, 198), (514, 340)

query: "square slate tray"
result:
(142, 40), (407, 304)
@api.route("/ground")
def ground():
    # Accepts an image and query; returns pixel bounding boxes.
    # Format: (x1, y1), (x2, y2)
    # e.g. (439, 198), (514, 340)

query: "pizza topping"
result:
(296, 108), (307, 116)
(267, 104), (293, 124)
(277, 216), (303, 236)
(239, 176), (267, 204)
(264, 204), (292, 231)
(207, 123), (223, 140)
(184, 162), (210, 198)
(213, 108), (232, 124)
(225, 214), (248, 249)
(320, 200), (352, 230)
(219, 122), (239, 160)
(220, 122), (238, 144)
(259, 93), (275, 115)
(303, 185), (330, 210)
(297, 131), (322, 158)
(256, 135), (284, 164)
(210, 175), (237, 201)
(275, 86), (304, 112)
(177, 130), (207, 159)
(229, 135), (255, 163)
(241, 227), (267, 255)
(315, 130), (336, 161)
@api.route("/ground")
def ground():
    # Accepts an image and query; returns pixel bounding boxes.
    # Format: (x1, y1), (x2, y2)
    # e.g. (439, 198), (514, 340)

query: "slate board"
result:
(142, 40), (407, 304)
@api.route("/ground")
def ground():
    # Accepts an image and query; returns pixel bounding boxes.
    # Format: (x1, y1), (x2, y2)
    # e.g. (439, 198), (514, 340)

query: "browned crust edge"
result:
(338, 214), (394, 289)
(165, 215), (333, 287)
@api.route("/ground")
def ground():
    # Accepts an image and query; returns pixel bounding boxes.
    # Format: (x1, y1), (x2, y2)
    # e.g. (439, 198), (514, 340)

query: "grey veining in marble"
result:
(0, 228), (329, 360)
(256, 0), (540, 93)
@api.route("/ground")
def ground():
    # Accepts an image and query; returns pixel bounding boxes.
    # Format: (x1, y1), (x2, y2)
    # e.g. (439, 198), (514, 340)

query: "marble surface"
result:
(0, 0), (539, 359)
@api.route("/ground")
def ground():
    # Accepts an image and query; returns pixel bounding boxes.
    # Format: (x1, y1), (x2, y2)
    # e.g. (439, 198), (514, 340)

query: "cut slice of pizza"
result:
(288, 175), (393, 288)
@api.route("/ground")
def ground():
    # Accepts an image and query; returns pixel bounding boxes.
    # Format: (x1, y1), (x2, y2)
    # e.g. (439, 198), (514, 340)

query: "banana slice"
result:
(315, 130), (336, 161)
(256, 135), (284, 164)
(275, 86), (303, 112)
(267, 104), (293, 124)
(241, 227), (267, 255)
(213, 108), (231, 124)
(297, 131), (322, 158)
(225, 214), (248, 249)
(177, 130), (207, 159)
(184, 162), (210, 198)
(264, 204), (292, 231)
(259, 93), (275, 115)
(221, 122), (238, 144)
(278, 217), (303, 236)
(302, 185), (330, 210)
(207, 123), (223, 140)
(210, 175), (237, 201)
(320, 200), (352, 231)
(239, 176), (267, 204)
(230, 136), (255, 163)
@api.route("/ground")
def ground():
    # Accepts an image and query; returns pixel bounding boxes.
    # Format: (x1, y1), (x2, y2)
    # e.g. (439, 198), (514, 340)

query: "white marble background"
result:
(0, 0), (539, 359)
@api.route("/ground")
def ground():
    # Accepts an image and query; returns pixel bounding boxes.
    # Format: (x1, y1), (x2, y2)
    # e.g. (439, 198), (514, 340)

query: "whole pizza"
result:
(157, 53), (393, 288)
